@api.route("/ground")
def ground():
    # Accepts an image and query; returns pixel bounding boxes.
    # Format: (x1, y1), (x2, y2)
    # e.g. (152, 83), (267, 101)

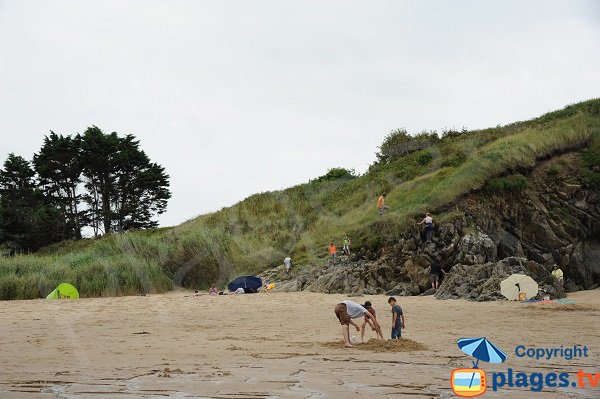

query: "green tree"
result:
(80, 126), (121, 235)
(80, 126), (170, 234)
(33, 132), (85, 239)
(113, 134), (171, 230)
(0, 154), (65, 253)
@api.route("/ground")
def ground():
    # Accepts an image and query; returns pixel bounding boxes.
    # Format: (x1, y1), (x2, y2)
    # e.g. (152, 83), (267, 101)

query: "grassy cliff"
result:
(1, 99), (599, 299)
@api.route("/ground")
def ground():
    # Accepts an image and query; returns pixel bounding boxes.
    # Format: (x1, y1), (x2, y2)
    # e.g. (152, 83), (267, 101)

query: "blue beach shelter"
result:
(227, 275), (262, 293)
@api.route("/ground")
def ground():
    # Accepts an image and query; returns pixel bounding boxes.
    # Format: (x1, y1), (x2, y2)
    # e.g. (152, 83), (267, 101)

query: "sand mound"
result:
(322, 338), (427, 352)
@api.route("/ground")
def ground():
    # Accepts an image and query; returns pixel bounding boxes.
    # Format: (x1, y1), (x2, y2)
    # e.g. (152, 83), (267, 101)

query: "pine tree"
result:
(0, 154), (65, 253)
(33, 132), (85, 239)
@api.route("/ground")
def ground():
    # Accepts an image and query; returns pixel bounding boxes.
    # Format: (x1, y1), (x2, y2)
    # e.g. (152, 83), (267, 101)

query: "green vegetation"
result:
(547, 166), (561, 177)
(1, 99), (599, 300)
(582, 132), (600, 189)
(485, 174), (528, 194)
(0, 127), (171, 255)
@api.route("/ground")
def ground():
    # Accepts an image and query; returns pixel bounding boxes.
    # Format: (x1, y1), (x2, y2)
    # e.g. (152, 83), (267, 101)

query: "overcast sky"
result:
(1, 0), (599, 227)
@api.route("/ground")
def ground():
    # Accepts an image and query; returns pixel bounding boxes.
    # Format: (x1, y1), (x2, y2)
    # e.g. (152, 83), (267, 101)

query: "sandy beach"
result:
(1, 290), (599, 398)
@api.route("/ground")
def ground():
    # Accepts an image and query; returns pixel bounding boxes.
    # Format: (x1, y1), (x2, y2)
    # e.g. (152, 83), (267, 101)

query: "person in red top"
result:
(360, 301), (384, 342)
(328, 242), (337, 262)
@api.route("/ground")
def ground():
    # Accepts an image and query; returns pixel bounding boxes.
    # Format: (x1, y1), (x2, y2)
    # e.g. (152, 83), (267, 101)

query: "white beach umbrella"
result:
(500, 274), (538, 301)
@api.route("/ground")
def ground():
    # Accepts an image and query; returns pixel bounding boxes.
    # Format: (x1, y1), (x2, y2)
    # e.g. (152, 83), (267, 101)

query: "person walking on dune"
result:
(334, 299), (377, 348)
(377, 193), (389, 215)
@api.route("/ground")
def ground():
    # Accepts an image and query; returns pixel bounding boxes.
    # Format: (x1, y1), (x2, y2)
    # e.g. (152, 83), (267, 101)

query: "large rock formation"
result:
(261, 153), (599, 300)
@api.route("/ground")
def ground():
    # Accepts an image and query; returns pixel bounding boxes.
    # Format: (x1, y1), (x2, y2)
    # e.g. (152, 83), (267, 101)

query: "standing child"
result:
(388, 297), (405, 339)
(343, 236), (350, 255)
(360, 301), (384, 342)
(334, 299), (376, 348)
(328, 242), (337, 262)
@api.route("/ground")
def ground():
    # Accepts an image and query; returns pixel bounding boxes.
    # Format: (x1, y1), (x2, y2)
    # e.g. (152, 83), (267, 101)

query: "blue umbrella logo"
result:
(457, 337), (507, 389)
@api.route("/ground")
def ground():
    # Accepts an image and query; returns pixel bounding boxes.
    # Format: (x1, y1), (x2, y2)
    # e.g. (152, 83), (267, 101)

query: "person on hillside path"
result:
(426, 258), (447, 290)
(417, 213), (434, 242)
(329, 242), (337, 262)
(552, 264), (564, 289)
(284, 256), (292, 274)
(334, 299), (376, 347)
(360, 301), (384, 342)
(377, 193), (389, 215)
(343, 236), (351, 255)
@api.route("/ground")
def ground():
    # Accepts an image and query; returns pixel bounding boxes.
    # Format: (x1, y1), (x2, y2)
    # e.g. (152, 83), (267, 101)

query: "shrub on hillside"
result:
(311, 168), (357, 183)
(417, 151), (434, 165)
(485, 174), (528, 194)
(376, 129), (439, 163)
(582, 138), (600, 188)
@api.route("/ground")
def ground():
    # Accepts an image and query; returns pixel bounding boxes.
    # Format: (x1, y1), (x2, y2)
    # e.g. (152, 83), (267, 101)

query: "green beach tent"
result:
(46, 283), (79, 300)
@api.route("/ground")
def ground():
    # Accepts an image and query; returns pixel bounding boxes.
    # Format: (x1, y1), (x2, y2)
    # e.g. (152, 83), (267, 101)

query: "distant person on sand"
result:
(284, 256), (292, 274)
(417, 213), (434, 243)
(343, 236), (351, 255)
(552, 265), (564, 289)
(209, 285), (218, 295)
(360, 301), (384, 342)
(388, 297), (405, 339)
(377, 193), (389, 215)
(334, 299), (377, 348)
(426, 258), (447, 290)
(329, 242), (337, 262)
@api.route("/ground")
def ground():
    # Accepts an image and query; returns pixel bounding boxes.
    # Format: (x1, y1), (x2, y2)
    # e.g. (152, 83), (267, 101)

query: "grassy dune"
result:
(1, 99), (599, 299)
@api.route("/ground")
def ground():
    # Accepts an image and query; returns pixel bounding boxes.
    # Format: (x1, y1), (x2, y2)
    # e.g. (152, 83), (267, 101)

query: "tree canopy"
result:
(0, 127), (171, 254)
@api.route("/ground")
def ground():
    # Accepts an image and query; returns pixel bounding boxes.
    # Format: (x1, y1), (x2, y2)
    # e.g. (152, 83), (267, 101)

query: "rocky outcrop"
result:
(261, 153), (599, 300)
(434, 257), (563, 301)
(455, 232), (497, 265)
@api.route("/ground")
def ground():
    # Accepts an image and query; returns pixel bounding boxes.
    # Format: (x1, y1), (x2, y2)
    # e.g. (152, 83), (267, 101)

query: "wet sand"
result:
(1, 289), (599, 398)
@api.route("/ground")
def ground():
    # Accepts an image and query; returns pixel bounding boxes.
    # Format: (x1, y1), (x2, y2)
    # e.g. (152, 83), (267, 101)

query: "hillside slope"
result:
(264, 150), (600, 299)
(1, 99), (599, 300)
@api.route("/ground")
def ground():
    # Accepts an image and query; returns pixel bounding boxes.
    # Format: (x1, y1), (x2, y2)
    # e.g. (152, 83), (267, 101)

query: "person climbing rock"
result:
(417, 213), (434, 242)
(426, 258), (447, 289)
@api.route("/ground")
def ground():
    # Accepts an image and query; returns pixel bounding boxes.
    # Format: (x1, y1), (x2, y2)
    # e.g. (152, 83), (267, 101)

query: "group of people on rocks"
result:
(327, 235), (351, 262)
(324, 195), (436, 266)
